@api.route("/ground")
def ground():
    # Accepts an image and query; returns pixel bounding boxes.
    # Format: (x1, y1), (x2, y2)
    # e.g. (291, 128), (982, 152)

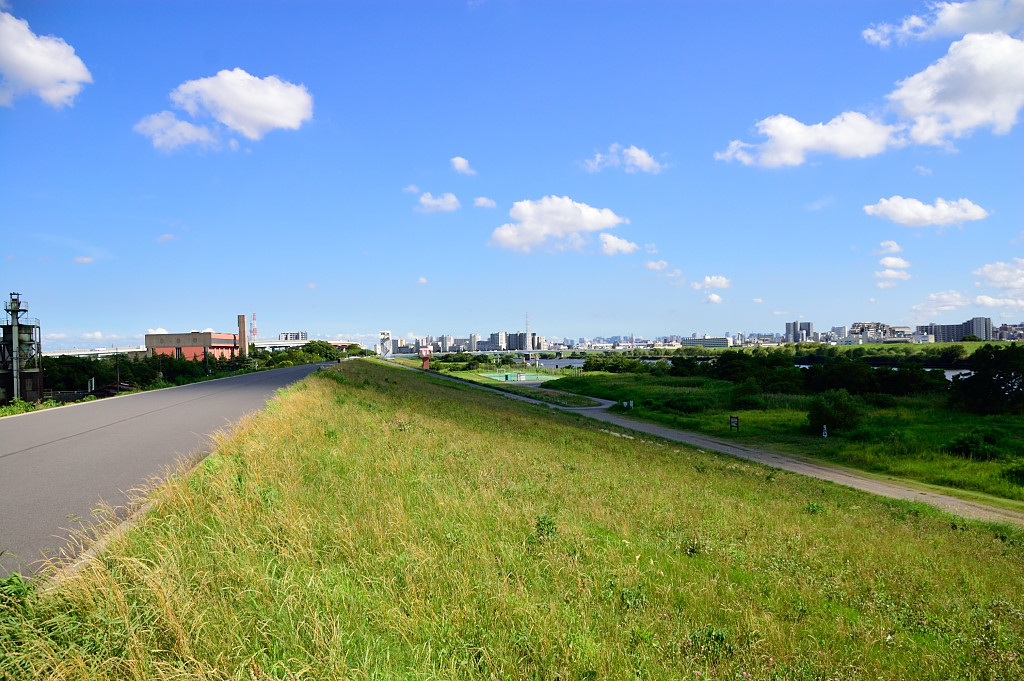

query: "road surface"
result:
(0, 364), (325, 578)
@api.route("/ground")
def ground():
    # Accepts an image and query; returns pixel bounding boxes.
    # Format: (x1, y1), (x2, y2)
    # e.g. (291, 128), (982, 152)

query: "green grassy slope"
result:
(2, 360), (1022, 680)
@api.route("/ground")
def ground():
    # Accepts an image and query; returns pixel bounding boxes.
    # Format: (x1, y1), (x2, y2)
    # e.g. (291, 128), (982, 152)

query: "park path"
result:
(396, 363), (1024, 527)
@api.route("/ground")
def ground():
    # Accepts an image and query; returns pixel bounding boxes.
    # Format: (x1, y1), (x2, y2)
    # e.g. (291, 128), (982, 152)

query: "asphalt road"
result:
(0, 363), (325, 578)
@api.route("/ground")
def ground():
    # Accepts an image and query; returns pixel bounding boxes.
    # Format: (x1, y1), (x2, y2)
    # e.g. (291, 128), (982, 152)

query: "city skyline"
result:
(3, 2), (1023, 349)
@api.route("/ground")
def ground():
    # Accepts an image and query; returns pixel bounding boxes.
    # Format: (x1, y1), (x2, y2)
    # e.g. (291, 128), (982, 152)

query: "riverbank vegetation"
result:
(547, 345), (1024, 501)
(2, 360), (1022, 679)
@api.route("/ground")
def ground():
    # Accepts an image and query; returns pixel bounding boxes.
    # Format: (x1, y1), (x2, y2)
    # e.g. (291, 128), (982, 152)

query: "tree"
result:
(300, 340), (341, 361)
(950, 344), (1024, 414)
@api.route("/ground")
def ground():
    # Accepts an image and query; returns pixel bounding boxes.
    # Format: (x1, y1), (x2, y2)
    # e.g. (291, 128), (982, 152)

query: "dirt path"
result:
(399, 365), (1024, 527)
(563, 399), (1024, 527)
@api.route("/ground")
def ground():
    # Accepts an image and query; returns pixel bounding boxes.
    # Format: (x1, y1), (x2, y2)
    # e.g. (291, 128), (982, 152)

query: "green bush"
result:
(730, 378), (765, 410)
(946, 429), (1000, 461)
(805, 389), (865, 434)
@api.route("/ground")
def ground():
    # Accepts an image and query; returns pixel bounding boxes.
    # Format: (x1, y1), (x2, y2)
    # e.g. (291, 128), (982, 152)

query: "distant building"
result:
(785, 321), (813, 343)
(677, 336), (733, 348)
(278, 331), (307, 341)
(915, 317), (992, 342)
(146, 331), (242, 361)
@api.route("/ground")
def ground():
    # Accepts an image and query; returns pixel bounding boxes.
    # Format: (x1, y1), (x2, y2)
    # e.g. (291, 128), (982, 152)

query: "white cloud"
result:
(863, 0), (1024, 46)
(156, 233), (178, 243)
(74, 256), (93, 264)
(417, 192), (460, 212)
(147, 327), (168, 334)
(752, 298), (764, 303)
(82, 331), (104, 341)
(887, 33), (1024, 145)
(136, 68), (312, 150)
(0, 11), (92, 108)
(488, 195), (628, 253)
(665, 269), (684, 279)
(646, 260), (669, 271)
(133, 111), (216, 151)
(707, 293), (723, 304)
(879, 256), (911, 269)
(975, 294), (1024, 308)
(451, 156), (476, 175)
(306, 282), (316, 290)
(692, 275), (732, 290)
(911, 290), (972, 318)
(974, 257), (1024, 295)
(474, 196), (497, 208)
(599, 233), (639, 255)
(584, 143), (666, 173)
(878, 240), (903, 254)
(402, 184), (420, 193)
(45, 332), (68, 340)
(715, 112), (901, 167)
(417, 276), (428, 284)
(644, 243), (658, 254)
(863, 195), (989, 226)
(914, 164), (933, 175)
(876, 268), (912, 280)
(169, 68), (313, 140)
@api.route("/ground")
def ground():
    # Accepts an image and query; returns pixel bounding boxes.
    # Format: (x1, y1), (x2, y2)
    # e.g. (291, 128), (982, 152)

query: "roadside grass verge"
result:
(548, 373), (1024, 502)
(1, 360), (1022, 679)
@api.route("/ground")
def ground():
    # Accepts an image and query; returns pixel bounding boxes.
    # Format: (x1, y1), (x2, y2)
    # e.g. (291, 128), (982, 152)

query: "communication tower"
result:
(250, 313), (258, 343)
(1, 293), (43, 403)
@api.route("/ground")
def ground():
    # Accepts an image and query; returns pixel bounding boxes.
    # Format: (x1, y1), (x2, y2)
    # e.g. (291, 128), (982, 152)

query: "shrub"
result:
(663, 393), (714, 414)
(805, 389), (865, 434)
(946, 429), (1000, 461)
(1002, 464), (1024, 486)
(730, 378), (765, 410)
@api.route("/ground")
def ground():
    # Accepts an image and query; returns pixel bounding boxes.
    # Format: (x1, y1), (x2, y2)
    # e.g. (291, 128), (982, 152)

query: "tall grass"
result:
(2, 360), (1023, 679)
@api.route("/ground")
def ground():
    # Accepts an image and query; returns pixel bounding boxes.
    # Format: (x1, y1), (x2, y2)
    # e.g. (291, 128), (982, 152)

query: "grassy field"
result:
(546, 373), (1024, 502)
(2, 360), (1023, 679)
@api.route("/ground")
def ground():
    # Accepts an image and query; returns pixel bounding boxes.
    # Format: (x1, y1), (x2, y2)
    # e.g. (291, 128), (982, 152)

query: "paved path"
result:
(406, 365), (1024, 527)
(0, 364), (325, 578)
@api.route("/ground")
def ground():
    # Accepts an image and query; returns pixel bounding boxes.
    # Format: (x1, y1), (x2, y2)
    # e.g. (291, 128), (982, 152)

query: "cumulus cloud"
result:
(975, 294), (1024, 308)
(402, 184), (420, 193)
(488, 195), (628, 253)
(451, 156), (476, 175)
(74, 256), (93, 264)
(417, 276), (428, 284)
(0, 11), (92, 108)
(887, 32), (1024, 145)
(646, 260), (669, 270)
(879, 256), (911, 269)
(644, 244), (658, 254)
(911, 290), (972, 318)
(417, 192), (460, 212)
(584, 143), (666, 173)
(753, 298), (764, 303)
(306, 282), (316, 290)
(707, 293), (723, 304)
(474, 196), (497, 208)
(599, 233), (639, 255)
(715, 112), (901, 167)
(878, 240), (903, 254)
(156, 233), (178, 243)
(82, 331), (104, 341)
(147, 327), (168, 334)
(974, 257), (1024, 296)
(136, 68), (312, 149)
(863, 195), (989, 226)
(691, 275), (732, 290)
(133, 111), (215, 151)
(863, 0), (1024, 46)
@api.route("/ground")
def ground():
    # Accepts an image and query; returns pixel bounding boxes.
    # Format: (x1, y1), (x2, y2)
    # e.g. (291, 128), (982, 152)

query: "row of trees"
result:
(42, 342), (369, 394)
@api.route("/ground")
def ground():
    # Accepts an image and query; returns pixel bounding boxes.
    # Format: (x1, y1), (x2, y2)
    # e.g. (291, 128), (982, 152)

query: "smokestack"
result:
(237, 314), (248, 357)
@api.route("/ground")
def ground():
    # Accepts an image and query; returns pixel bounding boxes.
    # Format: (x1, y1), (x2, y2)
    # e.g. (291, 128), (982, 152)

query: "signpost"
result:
(729, 415), (739, 433)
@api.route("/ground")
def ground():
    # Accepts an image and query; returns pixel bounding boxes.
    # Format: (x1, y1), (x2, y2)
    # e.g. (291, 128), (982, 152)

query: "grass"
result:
(547, 373), (1024, 502)
(2, 359), (1023, 679)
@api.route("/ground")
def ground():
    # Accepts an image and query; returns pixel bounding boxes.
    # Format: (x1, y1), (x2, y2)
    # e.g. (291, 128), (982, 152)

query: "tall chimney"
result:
(237, 314), (248, 357)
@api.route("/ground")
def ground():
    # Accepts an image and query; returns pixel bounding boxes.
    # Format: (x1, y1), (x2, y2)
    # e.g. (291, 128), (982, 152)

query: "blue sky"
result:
(2, 1), (1023, 349)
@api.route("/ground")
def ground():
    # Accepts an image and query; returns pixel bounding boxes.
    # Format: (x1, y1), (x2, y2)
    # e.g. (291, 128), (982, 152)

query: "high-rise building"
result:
(915, 317), (992, 343)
